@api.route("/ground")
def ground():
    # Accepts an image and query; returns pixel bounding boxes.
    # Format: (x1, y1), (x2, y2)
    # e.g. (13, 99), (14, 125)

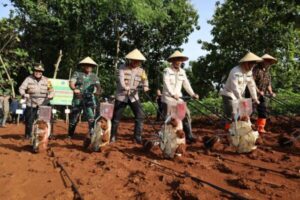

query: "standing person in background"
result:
(220, 52), (262, 131)
(10, 97), (19, 124)
(1, 92), (10, 127)
(162, 50), (199, 144)
(253, 54), (277, 134)
(0, 93), (4, 127)
(110, 49), (149, 144)
(68, 57), (101, 148)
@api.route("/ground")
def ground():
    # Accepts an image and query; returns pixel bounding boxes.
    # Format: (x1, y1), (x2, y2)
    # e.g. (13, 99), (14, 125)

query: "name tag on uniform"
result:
(16, 109), (23, 115)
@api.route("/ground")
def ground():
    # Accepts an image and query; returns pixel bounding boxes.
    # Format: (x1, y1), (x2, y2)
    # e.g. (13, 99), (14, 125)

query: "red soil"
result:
(0, 116), (299, 200)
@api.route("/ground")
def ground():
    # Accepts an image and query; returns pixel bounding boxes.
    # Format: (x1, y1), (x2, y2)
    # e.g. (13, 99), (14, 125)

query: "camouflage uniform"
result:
(68, 71), (100, 137)
(252, 66), (271, 118)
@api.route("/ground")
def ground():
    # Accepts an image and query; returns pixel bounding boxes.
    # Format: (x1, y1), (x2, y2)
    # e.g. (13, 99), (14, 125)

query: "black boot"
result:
(110, 120), (119, 143)
(68, 125), (76, 138)
(183, 118), (196, 144)
(134, 120), (143, 144)
(25, 125), (32, 139)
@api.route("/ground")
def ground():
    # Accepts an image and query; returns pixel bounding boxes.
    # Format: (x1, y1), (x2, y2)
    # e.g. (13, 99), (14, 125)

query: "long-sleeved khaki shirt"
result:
(115, 65), (149, 103)
(19, 75), (54, 107)
(220, 66), (258, 100)
(162, 67), (195, 104)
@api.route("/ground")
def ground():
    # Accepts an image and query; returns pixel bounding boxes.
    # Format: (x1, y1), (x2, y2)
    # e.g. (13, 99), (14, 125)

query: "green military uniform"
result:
(68, 57), (100, 137)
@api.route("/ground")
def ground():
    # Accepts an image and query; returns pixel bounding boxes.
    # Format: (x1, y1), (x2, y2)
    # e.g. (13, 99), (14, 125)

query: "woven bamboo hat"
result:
(78, 57), (98, 67)
(125, 49), (146, 61)
(261, 54), (277, 62)
(239, 52), (263, 63)
(167, 50), (188, 62)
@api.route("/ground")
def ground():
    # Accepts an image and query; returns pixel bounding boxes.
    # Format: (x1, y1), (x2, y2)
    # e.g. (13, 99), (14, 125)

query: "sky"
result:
(0, 0), (222, 61)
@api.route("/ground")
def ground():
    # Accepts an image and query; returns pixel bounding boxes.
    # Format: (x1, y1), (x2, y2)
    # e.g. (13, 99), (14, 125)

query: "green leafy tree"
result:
(192, 0), (300, 97)
(0, 16), (32, 97)
(10, 0), (198, 97)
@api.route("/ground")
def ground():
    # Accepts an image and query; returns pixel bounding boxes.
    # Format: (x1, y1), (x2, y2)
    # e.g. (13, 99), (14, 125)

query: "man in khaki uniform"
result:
(220, 52), (261, 130)
(162, 51), (199, 144)
(19, 64), (54, 139)
(110, 49), (149, 144)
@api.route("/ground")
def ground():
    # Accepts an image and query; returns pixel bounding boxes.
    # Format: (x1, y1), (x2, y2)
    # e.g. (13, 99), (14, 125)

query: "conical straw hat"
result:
(78, 57), (98, 66)
(239, 52), (263, 63)
(125, 49), (146, 61)
(261, 54), (277, 61)
(167, 50), (188, 62)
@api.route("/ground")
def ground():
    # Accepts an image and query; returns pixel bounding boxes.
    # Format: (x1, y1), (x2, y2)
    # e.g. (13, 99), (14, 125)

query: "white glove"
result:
(254, 99), (260, 104)
(172, 94), (180, 100)
(20, 99), (26, 104)
(270, 92), (276, 97)
(193, 94), (199, 99)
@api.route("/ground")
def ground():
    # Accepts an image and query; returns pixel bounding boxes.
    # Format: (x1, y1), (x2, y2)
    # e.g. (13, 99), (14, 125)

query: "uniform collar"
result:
(171, 66), (181, 73)
(127, 65), (140, 70)
(31, 75), (44, 82)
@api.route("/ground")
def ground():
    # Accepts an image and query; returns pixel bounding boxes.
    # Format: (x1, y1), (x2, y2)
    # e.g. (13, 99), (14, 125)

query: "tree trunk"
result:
(53, 50), (63, 79)
(113, 31), (120, 73)
(96, 65), (99, 76)
(68, 67), (73, 80)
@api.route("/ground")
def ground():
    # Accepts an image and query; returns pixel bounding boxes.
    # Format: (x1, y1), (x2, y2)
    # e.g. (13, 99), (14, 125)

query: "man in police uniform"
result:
(19, 63), (54, 139)
(68, 57), (101, 147)
(220, 52), (261, 130)
(162, 50), (199, 144)
(253, 54), (277, 133)
(110, 49), (149, 144)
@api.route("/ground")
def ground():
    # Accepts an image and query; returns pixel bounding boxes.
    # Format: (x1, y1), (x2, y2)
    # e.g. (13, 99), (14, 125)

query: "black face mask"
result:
(34, 74), (42, 82)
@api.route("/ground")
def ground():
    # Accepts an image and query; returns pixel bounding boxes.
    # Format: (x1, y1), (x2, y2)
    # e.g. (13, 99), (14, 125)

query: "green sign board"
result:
(49, 79), (73, 105)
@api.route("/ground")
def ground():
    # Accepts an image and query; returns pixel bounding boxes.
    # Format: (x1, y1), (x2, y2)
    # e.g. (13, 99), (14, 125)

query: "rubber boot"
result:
(257, 118), (266, 134)
(88, 120), (95, 136)
(134, 120), (143, 144)
(183, 118), (196, 144)
(25, 124), (32, 139)
(110, 120), (119, 143)
(68, 125), (76, 138)
(83, 135), (91, 149)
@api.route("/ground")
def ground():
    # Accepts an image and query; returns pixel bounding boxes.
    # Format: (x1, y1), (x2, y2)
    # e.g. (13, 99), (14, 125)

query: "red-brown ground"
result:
(0, 116), (299, 200)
